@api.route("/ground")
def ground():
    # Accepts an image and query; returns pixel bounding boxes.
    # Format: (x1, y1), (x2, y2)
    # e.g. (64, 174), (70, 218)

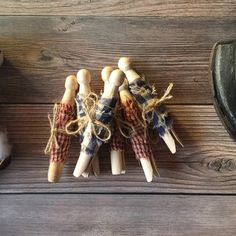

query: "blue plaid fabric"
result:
(76, 94), (86, 118)
(82, 97), (118, 156)
(75, 93), (87, 142)
(129, 78), (172, 137)
(129, 78), (154, 106)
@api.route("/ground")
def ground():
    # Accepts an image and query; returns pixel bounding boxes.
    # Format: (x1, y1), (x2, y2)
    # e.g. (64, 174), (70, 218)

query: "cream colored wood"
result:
(119, 80), (154, 182)
(48, 75), (77, 182)
(118, 57), (176, 154)
(73, 69), (124, 177)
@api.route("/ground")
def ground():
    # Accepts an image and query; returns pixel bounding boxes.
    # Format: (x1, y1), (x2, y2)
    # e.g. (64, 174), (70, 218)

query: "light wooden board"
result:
(0, 16), (235, 103)
(1, 104), (236, 194)
(0, 0), (235, 17)
(1, 194), (236, 236)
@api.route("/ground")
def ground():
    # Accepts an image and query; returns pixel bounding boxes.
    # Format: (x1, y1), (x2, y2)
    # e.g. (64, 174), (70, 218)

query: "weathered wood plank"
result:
(1, 194), (236, 236)
(0, 0), (235, 17)
(0, 16), (235, 104)
(1, 104), (236, 193)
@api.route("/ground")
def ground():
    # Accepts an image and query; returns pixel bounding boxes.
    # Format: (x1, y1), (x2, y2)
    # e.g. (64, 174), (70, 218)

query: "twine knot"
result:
(142, 83), (173, 121)
(66, 92), (112, 142)
(44, 104), (65, 154)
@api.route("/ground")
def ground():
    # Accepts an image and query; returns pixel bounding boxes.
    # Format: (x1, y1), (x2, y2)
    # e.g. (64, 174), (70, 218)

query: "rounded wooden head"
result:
(119, 79), (129, 91)
(118, 57), (132, 72)
(109, 69), (125, 87)
(65, 75), (78, 91)
(101, 66), (113, 83)
(77, 69), (91, 85)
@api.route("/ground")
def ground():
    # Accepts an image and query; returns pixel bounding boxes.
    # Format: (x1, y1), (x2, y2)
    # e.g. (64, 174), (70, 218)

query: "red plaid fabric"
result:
(50, 103), (75, 163)
(110, 106), (124, 151)
(121, 99), (153, 160)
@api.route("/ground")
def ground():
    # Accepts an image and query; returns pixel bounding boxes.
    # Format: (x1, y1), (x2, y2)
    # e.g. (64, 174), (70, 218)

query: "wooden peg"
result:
(48, 75), (78, 183)
(104, 69), (124, 98)
(77, 69), (91, 96)
(77, 69), (92, 178)
(102, 67), (125, 175)
(119, 80), (157, 182)
(101, 66), (113, 92)
(61, 75), (78, 105)
(77, 69), (100, 178)
(118, 57), (140, 83)
(73, 69), (125, 178)
(118, 57), (176, 154)
(110, 149), (125, 175)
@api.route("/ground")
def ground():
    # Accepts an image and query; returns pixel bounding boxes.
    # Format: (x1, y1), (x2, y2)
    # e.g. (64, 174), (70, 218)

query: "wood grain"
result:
(1, 104), (236, 194)
(0, 1), (235, 234)
(1, 194), (236, 236)
(0, 16), (235, 104)
(0, 0), (235, 17)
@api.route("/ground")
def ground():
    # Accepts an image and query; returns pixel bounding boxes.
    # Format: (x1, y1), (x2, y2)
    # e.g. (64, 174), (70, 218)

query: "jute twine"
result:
(141, 83), (173, 122)
(44, 104), (66, 155)
(66, 92), (112, 142)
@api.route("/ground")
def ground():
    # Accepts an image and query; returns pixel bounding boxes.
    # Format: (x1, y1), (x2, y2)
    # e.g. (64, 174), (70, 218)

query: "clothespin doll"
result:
(0, 52), (12, 170)
(45, 75), (78, 182)
(73, 69), (125, 177)
(67, 69), (100, 177)
(119, 80), (158, 182)
(118, 57), (183, 154)
(101, 66), (126, 175)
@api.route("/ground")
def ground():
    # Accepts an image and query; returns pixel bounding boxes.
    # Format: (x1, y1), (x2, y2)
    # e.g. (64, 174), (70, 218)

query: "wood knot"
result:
(208, 158), (236, 172)
(58, 17), (80, 32)
(40, 50), (53, 61)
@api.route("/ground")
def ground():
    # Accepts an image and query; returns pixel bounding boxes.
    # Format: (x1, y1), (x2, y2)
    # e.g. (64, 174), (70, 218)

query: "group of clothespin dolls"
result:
(45, 57), (183, 183)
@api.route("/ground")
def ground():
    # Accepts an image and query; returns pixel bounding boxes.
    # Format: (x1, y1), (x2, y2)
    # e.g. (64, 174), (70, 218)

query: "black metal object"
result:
(210, 40), (236, 139)
(0, 50), (3, 66)
(0, 51), (11, 170)
(0, 156), (11, 170)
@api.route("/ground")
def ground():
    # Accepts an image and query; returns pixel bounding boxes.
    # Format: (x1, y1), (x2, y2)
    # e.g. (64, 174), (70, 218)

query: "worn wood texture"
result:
(0, 2), (236, 234)
(0, 16), (236, 104)
(1, 194), (236, 236)
(0, 0), (235, 17)
(1, 104), (236, 194)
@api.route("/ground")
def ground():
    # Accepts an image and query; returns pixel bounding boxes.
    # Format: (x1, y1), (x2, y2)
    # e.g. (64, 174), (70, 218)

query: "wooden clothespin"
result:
(76, 69), (100, 177)
(118, 57), (177, 154)
(102, 66), (126, 175)
(73, 69), (125, 177)
(119, 80), (158, 182)
(47, 75), (78, 182)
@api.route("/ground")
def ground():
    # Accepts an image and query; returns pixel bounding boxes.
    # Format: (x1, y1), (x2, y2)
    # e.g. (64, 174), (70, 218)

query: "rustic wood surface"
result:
(1, 104), (236, 194)
(0, 0), (235, 17)
(0, 1), (236, 235)
(0, 16), (235, 104)
(1, 194), (236, 236)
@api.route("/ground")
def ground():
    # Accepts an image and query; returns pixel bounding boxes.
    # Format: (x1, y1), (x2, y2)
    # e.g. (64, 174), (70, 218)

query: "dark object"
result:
(210, 40), (236, 139)
(0, 50), (3, 66)
(0, 156), (11, 170)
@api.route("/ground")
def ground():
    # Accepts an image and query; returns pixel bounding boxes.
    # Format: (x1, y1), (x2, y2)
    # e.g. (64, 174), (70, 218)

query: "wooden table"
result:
(0, 1), (236, 235)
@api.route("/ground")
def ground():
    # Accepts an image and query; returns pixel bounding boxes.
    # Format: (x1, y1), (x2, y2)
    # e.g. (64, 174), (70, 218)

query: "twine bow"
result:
(66, 92), (112, 142)
(44, 104), (65, 155)
(142, 83), (173, 121)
